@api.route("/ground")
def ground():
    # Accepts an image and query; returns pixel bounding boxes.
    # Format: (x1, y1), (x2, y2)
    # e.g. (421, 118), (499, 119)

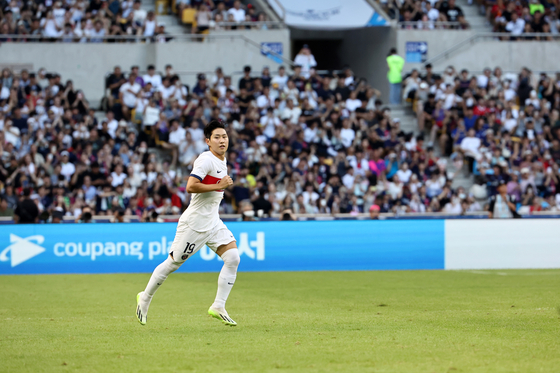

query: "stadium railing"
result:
(398, 21), (468, 29)
(3, 211), (560, 224)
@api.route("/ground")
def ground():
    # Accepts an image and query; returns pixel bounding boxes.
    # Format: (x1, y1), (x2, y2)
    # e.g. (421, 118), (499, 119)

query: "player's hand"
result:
(218, 175), (233, 189)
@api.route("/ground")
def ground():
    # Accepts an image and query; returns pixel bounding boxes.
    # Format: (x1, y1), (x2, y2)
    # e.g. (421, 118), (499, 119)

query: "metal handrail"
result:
(398, 21), (468, 28)
(213, 21), (285, 28)
(424, 32), (560, 66)
(5, 211), (560, 223)
(269, 0), (286, 21)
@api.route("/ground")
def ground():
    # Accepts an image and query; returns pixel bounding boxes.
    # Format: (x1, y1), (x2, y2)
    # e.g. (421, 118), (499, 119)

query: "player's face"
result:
(207, 128), (228, 156)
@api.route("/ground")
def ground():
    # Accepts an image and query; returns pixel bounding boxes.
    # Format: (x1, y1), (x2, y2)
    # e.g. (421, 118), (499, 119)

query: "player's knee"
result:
(223, 249), (240, 268)
(164, 256), (181, 272)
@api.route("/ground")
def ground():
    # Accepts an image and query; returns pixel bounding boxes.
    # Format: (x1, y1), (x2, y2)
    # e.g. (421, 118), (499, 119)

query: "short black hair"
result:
(204, 120), (226, 139)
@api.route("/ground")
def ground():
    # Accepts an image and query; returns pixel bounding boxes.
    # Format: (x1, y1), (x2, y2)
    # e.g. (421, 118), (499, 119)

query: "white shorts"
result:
(169, 220), (236, 263)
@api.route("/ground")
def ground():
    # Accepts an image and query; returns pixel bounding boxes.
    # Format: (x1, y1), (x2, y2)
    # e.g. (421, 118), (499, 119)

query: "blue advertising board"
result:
(405, 41), (428, 63)
(0, 221), (444, 275)
(261, 42), (284, 64)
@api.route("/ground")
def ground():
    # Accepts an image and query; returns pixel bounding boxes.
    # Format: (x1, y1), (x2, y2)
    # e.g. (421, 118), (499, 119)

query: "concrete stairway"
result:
(456, 0), (492, 32)
(155, 15), (186, 35)
(386, 104), (474, 190)
(142, 0), (186, 35)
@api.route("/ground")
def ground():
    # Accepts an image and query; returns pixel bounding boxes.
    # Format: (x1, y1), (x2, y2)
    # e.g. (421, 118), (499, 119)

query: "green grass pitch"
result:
(1, 269), (559, 372)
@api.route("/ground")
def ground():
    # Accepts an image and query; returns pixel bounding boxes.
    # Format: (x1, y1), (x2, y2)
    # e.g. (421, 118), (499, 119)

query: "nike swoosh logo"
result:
(217, 171), (222, 173)
(228, 282), (234, 285)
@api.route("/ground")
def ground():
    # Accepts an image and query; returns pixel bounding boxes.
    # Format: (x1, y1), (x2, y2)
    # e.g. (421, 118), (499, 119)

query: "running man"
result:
(136, 120), (240, 326)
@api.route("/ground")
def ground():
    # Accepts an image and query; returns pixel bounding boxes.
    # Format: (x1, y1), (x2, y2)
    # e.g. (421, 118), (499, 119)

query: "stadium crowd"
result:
(404, 63), (560, 215)
(2, 45), (560, 222)
(489, 0), (560, 37)
(177, 0), (273, 33)
(381, 0), (471, 29)
(0, 0), (266, 42)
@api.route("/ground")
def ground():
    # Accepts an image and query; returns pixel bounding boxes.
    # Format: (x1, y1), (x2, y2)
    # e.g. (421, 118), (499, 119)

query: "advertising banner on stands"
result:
(267, 0), (388, 30)
(0, 221), (444, 275)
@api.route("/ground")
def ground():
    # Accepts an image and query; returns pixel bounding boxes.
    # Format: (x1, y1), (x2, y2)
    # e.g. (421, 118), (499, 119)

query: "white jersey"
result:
(180, 151), (227, 232)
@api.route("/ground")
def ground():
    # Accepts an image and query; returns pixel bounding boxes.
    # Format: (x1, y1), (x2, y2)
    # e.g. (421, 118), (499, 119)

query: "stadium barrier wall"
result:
(0, 29), (290, 107)
(1, 220), (558, 275)
(396, 29), (560, 74)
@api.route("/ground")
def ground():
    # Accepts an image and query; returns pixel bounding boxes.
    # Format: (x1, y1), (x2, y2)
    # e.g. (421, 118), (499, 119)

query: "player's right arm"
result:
(187, 175), (233, 193)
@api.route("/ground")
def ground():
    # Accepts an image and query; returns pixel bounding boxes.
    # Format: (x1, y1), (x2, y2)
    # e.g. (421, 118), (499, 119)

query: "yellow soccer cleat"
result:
(208, 306), (237, 326)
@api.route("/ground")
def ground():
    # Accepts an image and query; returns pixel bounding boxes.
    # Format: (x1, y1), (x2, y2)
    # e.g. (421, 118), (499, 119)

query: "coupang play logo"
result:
(0, 234), (46, 267)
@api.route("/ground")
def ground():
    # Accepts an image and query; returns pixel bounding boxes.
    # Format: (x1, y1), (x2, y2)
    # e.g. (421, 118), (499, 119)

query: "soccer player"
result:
(136, 120), (240, 326)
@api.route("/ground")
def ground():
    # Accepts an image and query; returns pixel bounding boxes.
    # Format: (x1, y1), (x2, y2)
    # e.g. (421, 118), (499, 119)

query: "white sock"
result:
(141, 256), (181, 312)
(211, 249), (240, 310)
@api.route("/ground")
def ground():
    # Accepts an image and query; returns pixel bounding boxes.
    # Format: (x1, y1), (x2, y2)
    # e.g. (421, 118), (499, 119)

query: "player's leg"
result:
(136, 224), (205, 325)
(206, 226), (239, 326)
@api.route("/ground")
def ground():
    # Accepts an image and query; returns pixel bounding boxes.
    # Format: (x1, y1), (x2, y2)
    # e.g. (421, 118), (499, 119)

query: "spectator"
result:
(488, 180), (520, 218)
(294, 44), (317, 79)
(14, 188), (39, 223)
(228, 0), (246, 23)
(387, 48), (404, 104)
(0, 196), (14, 217)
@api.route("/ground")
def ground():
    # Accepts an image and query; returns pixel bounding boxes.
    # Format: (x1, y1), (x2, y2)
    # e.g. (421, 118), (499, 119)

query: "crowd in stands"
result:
(2, 40), (560, 222)
(403, 63), (560, 215)
(381, 0), (470, 29)
(177, 0), (273, 33)
(0, 0), (268, 43)
(489, 0), (560, 37)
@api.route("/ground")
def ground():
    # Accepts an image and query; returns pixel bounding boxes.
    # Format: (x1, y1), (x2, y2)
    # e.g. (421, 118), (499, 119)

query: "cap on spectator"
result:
(158, 22), (165, 27)
(521, 167), (530, 174)
(197, 73), (206, 80)
(498, 179), (507, 186)
(61, 150), (69, 157)
(303, 44), (309, 49)
(147, 65), (155, 70)
(119, 119), (128, 127)
(369, 205), (380, 212)
(52, 210), (64, 219)
(393, 118), (401, 123)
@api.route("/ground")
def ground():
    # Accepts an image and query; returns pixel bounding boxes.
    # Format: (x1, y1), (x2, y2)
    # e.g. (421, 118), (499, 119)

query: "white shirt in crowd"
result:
(460, 136), (481, 158)
(271, 74), (289, 90)
(345, 98), (362, 112)
(143, 106), (160, 126)
(188, 127), (205, 143)
(260, 115), (282, 138)
(144, 19), (156, 36)
(169, 126), (186, 146)
(282, 106), (302, 123)
(111, 171), (128, 187)
(53, 8), (66, 27)
(477, 74), (489, 89)
(227, 7), (246, 22)
(506, 18), (525, 35)
(133, 8), (147, 23)
(427, 8), (439, 21)
(294, 53), (317, 79)
(106, 118), (118, 138)
(120, 81), (141, 108)
(396, 169), (412, 184)
(60, 161), (76, 180)
(342, 172), (355, 190)
(340, 128), (355, 148)
(143, 74), (163, 90)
